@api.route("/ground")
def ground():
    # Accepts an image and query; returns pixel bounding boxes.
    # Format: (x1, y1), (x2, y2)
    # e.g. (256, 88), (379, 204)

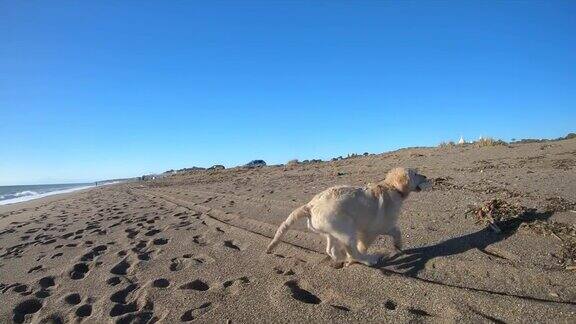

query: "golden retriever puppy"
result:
(266, 167), (428, 266)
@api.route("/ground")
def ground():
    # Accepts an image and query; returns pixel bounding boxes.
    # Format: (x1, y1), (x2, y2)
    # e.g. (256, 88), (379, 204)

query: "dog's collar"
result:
(375, 184), (408, 199)
(393, 188), (408, 199)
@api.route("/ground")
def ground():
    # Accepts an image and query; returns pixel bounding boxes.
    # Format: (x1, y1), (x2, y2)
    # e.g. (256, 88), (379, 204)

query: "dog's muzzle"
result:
(417, 181), (432, 191)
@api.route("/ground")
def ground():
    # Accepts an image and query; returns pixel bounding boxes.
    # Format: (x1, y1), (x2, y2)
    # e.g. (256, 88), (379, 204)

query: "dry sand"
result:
(1, 139), (575, 323)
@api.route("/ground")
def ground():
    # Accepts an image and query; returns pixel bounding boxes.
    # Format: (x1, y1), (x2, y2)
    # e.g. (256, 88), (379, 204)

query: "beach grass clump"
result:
(287, 159), (299, 166)
(476, 137), (507, 147)
(438, 141), (456, 148)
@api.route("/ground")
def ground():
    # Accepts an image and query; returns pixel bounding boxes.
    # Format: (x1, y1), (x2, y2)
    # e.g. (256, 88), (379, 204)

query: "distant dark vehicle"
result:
(177, 167), (205, 172)
(245, 160), (266, 168)
(208, 164), (225, 170)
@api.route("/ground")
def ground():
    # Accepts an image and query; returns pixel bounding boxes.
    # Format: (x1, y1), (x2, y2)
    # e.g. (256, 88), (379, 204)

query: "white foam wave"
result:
(0, 191), (38, 200)
(0, 185), (94, 206)
(13, 190), (38, 198)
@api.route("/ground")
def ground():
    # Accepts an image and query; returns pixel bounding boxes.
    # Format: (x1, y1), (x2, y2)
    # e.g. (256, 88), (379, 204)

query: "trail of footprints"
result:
(2, 186), (437, 322)
(1, 189), (255, 323)
(9, 277), (95, 323)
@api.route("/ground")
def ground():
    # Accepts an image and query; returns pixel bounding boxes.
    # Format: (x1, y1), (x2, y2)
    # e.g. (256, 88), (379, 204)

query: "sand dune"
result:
(1, 139), (575, 323)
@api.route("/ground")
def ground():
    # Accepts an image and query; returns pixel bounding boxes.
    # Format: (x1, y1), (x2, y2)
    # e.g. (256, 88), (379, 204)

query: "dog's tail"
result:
(266, 205), (311, 253)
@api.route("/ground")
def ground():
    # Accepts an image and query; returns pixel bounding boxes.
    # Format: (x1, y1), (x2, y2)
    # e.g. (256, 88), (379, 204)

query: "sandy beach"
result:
(1, 139), (575, 323)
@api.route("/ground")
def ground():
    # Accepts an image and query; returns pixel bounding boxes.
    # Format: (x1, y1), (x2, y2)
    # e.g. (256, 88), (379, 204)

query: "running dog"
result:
(266, 167), (429, 266)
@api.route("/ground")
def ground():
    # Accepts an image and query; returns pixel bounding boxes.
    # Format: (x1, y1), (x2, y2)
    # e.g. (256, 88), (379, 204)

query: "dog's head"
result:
(384, 167), (429, 197)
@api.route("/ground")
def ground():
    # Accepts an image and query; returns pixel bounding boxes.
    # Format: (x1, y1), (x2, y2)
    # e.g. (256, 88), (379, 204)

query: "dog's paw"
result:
(364, 254), (382, 267)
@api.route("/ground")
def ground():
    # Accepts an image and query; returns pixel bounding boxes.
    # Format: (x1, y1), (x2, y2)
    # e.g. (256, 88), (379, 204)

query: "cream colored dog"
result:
(266, 167), (428, 266)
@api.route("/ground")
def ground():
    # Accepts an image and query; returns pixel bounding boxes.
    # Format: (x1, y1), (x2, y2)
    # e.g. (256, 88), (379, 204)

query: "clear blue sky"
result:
(1, 1), (575, 185)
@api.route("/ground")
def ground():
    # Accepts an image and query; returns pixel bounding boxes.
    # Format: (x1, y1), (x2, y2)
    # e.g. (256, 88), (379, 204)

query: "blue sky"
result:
(1, 1), (575, 185)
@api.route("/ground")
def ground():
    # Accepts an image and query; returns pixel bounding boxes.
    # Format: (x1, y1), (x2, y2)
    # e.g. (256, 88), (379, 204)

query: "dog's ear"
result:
(385, 168), (410, 194)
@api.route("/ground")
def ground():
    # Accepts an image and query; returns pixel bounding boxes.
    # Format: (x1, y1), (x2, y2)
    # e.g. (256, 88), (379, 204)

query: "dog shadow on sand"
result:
(379, 209), (553, 277)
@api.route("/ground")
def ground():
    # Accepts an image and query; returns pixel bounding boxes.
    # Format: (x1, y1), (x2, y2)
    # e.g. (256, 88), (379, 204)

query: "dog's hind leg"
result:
(325, 234), (346, 261)
(333, 232), (380, 266)
(387, 226), (403, 252)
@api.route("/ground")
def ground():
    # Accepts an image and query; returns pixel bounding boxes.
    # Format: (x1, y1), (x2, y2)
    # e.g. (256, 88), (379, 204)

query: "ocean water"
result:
(0, 183), (95, 206)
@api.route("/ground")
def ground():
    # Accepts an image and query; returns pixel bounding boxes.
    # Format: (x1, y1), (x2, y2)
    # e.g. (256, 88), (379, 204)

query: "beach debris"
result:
(467, 199), (576, 268)
(466, 198), (527, 233)
(544, 196), (576, 213)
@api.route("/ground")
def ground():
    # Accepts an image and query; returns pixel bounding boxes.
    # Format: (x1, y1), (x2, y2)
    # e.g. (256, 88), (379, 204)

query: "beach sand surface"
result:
(1, 139), (575, 323)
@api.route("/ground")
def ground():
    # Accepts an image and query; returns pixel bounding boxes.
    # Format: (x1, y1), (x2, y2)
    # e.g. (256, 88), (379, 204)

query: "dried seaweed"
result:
(544, 196), (576, 213)
(466, 198), (527, 233)
(466, 198), (576, 268)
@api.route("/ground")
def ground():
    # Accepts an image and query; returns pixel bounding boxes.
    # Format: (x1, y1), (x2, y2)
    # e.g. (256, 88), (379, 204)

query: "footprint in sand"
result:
(384, 300), (397, 311)
(222, 277), (250, 295)
(169, 258), (188, 272)
(192, 235), (207, 246)
(110, 283), (155, 318)
(64, 293), (82, 305)
(152, 278), (170, 288)
(180, 302), (212, 322)
(284, 280), (321, 305)
(179, 279), (210, 291)
(75, 304), (93, 318)
(134, 241), (148, 249)
(107, 277), (122, 286)
(39, 313), (65, 323)
(38, 276), (56, 289)
(110, 301), (138, 317)
(12, 298), (43, 323)
(35, 289), (50, 299)
(144, 229), (161, 236)
(80, 245), (108, 262)
(152, 238), (169, 246)
(110, 284), (138, 304)
(13, 284), (28, 293)
(125, 228), (139, 239)
(170, 253), (210, 271)
(69, 263), (90, 280)
(273, 267), (295, 276)
(27, 265), (43, 274)
(223, 240), (244, 251)
(137, 251), (154, 261)
(51, 252), (63, 259)
(110, 259), (131, 275)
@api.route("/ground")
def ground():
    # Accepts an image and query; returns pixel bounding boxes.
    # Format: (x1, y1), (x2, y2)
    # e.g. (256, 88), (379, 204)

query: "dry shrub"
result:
(476, 137), (507, 147)
(287, 159), (299, 166)
(439, 141), (456, 148)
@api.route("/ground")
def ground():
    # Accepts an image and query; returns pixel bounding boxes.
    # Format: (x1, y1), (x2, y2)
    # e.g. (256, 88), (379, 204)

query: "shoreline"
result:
(0, 181), (125, 211)
(0, 185), (95, 207)
(0, 185), (99, 215)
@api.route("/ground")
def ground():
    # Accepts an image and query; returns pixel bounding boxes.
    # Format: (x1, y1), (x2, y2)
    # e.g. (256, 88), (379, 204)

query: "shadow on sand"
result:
(381, 208), (553, 277)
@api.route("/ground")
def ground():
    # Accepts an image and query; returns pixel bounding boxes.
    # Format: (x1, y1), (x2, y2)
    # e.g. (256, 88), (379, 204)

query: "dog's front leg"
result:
(356, 232), (377, 254)
(388, 226), (403, 252)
